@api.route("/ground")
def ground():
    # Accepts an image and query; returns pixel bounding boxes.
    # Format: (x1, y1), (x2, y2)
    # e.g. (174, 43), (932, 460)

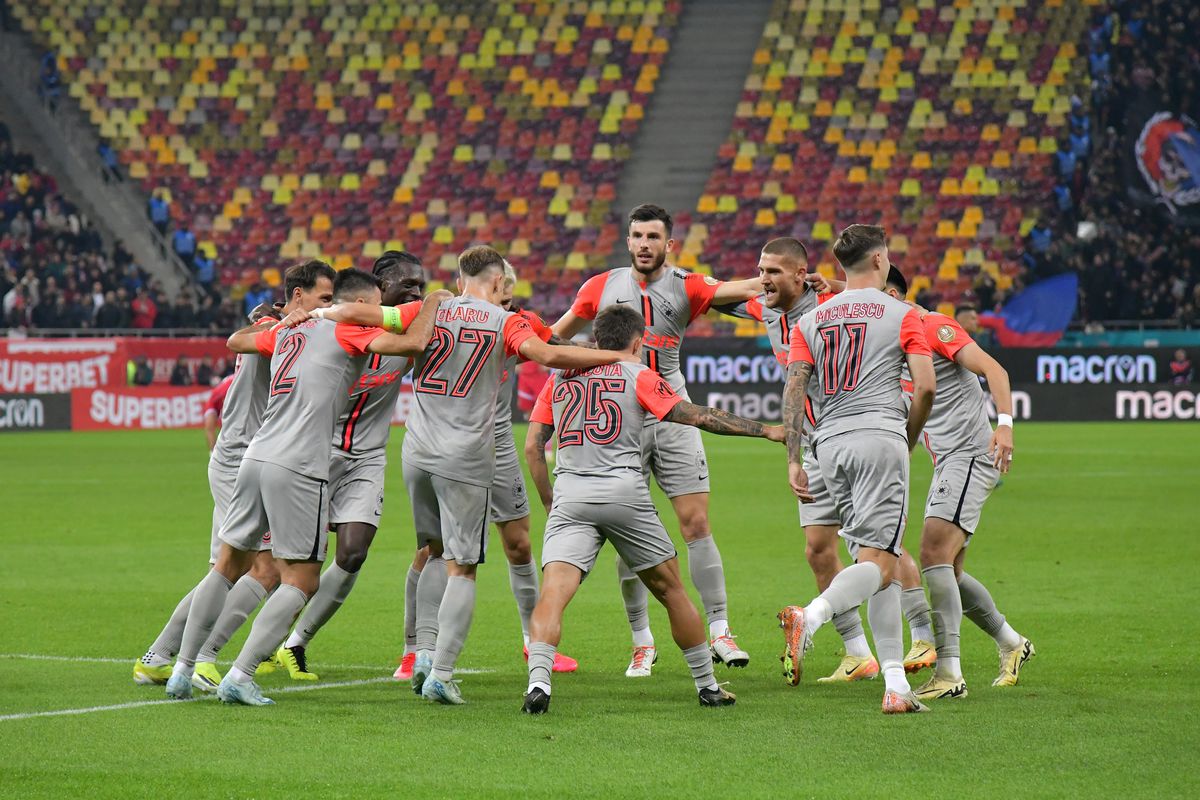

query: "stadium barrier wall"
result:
(0, 338), (229, 392)
(681, 339), (1198, 422)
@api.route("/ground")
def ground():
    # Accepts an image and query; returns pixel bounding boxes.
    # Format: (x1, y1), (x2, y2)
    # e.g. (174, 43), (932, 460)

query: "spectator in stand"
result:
(130, 286), (157, 328)
(241, 280), (272, 317)
(169, 356), (192, 386)
(173, 293), (197, 328)
(129, 356), (154, 386)
(98, 141), (123, 183)
(37, 52), (62, 111)
(1168, 350), (1193, 384)
(148, 189), (170, 235)
(94, 289), (126, 327)
(195, 355), (215, 387)
(193, 247), (215, 289)
(171, 223), (196, 269)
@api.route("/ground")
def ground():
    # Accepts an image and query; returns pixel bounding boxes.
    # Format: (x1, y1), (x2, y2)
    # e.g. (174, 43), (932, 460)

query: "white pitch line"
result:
(0, 676), (393, 722)
(0, 653), (493, 675)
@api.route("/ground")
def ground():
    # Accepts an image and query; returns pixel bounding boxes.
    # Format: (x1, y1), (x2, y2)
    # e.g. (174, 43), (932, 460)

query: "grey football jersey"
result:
(790, 288), (930, 447)
(209, 320), (274, 471)
(570, 266), (722, 390)
(495, 355), (517, 432)
(720, 289), (828, 367)
(402, 295), (537, 487)
(243, 319), (380, 481)
(904, 314), (993, 461)
(532, 361), (683, 503)
(333, 301), (423, 458)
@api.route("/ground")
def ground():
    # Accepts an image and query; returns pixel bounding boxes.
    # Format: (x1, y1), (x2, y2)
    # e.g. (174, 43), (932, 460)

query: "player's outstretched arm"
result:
(518, 336), (630, 370)
(226, 321), (272, 354)
(523, 420), (556, 511)
(365, 292), (449, 357)
(710, 276), (763, 305)
(955, 343), (1014, 471)
(663, 401), (782, 441)
(550, 309), (589, 341)
(782, 361), (815, 502)
(905, 353), (936, 450)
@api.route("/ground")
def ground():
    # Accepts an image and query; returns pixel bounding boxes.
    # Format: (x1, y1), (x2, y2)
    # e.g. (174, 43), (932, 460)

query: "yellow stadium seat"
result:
(697, 195), (718, 213)
(848, 166), (867, 184)
(407, 213), (428, 231)
(362, 240), (383, 259)
(333, 255), (354, 271)
(812, 221), (833, 241)
(566, 252), (587, 269)
(936, 220), (957, 238)
(510, 239), (531, 257)
(900, 178), (920, 197)
(940, 178), (960, 196)
(392, 186), (413, 204)
(312, 214), (331, 232)
(540, 171), (560, 189)
(453, 145), (473, 162)
(912, 151), (931, 169)
(433, 226), (454, 245)
(754, 209), (777, 227)
(340, 174), (360, 191)
(775, 195), (797, 212)
(508, 197), (529, 215)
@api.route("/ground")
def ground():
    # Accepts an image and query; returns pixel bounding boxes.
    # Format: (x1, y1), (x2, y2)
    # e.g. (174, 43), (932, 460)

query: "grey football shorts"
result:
(207, 462), (269, 563)
(814, 430), (909, 558)
(327, 450), (386, 527)
(541, 499), (676, 577)
(798, 447), (840, 527)
(641, 414), (710, 498)
(924, 453), (1000, 537)
(490, 430), (530, 523)
(219, 458), (328, 561)
(403, 461), (490, 566)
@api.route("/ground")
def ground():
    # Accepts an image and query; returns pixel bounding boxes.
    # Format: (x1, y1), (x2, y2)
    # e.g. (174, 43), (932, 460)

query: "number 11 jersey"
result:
(788, 288), (930, 447)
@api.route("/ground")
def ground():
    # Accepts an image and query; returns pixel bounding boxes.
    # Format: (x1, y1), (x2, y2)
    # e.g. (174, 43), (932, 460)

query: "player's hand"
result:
(989, 425), (1014, 473)
(788, 462), (815, 503)
(804, 272), (834, 294)
(248, 301), (284, 323)
(280, 308), (314, 328)
(763, 425), (786, 443)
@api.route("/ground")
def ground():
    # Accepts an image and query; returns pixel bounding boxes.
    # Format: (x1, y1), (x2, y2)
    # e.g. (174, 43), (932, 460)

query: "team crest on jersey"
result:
(937, 325), (955, 343)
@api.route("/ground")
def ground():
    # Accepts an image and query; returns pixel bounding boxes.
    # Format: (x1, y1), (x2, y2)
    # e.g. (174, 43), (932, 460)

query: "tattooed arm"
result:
(782, 360), (816, 502)
(523, 419), (556, 511)
(663, 402), (785, 441)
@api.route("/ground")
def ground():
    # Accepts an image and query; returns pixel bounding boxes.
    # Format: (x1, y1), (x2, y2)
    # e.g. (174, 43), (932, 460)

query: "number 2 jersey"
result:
(243, 320), (385, 481)
(569, 266), (723, 390)
(402, 295), (538, 488)
(788, 288), (930, 447)
(530, 361), (684, 504)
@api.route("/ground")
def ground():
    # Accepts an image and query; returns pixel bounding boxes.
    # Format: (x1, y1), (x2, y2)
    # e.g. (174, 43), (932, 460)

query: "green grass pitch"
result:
(1, 423), (1197, 798)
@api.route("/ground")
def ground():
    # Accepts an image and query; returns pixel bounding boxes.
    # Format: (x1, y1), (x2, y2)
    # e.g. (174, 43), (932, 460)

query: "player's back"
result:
(245, 319), (379, 480)
(404, 294), (531, 487)
(210, 349), (270, 471)
(545, 360), (681, 503)
(913, 314), (991, 461)
(791, 288), (927, 446)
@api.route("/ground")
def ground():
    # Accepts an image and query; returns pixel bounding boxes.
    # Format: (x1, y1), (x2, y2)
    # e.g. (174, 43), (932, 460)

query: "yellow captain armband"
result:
(381, 305), (403, 332)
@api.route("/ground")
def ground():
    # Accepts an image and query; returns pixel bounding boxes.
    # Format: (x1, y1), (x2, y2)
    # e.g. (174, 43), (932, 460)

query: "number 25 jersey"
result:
(788, 288), (930, 447)
(403, 295), (537, 488)
(530, 361), (684, 503)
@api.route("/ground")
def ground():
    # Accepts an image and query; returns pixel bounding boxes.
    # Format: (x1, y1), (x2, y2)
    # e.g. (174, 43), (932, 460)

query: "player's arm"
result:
(226, 321), (275, 354)
(364, 292), (446, 356)
(782, 360), (815, 503)
(550, 309), (589, 341)
(905, 353), (935, 450)
(663, 401), (784, 441)
(524, 420), (555, 511)
(518, 336), (629, 370)
(552, 272), (605, 340)
(805, 273), (845, 294)
(710, 276), (763, 305)
(954, 343), (1014, 472)
(203, 411), (220, 450)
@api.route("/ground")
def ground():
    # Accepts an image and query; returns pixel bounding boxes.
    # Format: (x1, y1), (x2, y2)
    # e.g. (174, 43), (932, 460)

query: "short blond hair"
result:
(502, 259), (517, 288)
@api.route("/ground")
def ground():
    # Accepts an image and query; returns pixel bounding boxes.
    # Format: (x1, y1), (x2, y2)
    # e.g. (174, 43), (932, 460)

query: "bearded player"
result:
(552, 204), (763, 676)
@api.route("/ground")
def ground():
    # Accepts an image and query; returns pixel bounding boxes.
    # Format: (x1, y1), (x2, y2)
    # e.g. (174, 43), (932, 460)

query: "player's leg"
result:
(616, 425), (658, 673)
(166, 460), (267, 698)
(958, 560), (1035, 687)
(403, 462), (447, 693)
(422, 475), (489, 705)
(395, 546), (430, 680)
(192, 549), (279, 691)
(278, 521), (376, 679)
(896, 549), (937, 674)
(524, 562), (584, 714)
(913, 516), (968, 699)
(217, 464), (329, 706)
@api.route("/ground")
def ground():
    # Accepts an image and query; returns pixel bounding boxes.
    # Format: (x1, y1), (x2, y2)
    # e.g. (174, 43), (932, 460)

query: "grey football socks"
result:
(831, 609), (872, 658)
(431, 576), (476, 681)
(414, 557), (448, 652)
(288, 562), (359, 649)
(867, 580), (909, 694)
(924, 564), (962, 678)
(682, 642), (719, 692)
(230, 583), (308, 683)
(902, 586), (935, 644)
(617, 557), (651, 636)
(807, 561), (883, 635)
(526, 641), (556, 694)
(508, 561), (539, 643)
(197, 574), (269, 662)
(685, 536), (728, 631)
(958, 571), (1022, 650)
(173, 570), (234, 674)
(146, 587), (195, 663)
(403, 565), (420, 653)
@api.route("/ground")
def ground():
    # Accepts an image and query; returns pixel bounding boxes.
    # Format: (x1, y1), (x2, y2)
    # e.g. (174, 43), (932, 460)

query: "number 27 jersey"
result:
(530, 361), (683, 503)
